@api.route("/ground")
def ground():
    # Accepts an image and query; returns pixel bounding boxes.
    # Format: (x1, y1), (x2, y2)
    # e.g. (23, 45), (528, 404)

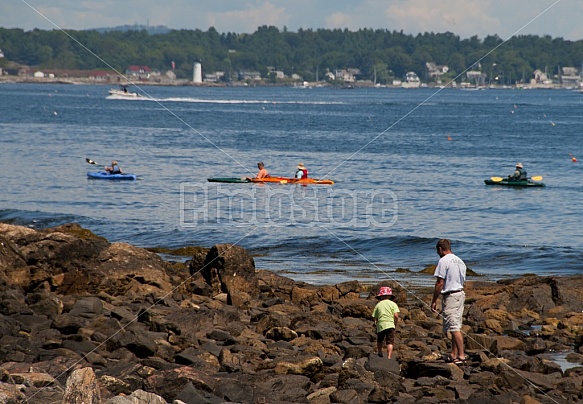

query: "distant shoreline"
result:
(0, 75), (568, 90)
(0, 76), (233, 87)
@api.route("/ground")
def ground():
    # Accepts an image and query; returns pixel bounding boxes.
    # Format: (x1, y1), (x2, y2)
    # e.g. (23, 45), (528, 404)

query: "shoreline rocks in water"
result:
(0, 222), (582, 403)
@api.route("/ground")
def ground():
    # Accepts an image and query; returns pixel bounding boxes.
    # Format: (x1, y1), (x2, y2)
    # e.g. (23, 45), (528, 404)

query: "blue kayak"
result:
(87, 171), (137, 180)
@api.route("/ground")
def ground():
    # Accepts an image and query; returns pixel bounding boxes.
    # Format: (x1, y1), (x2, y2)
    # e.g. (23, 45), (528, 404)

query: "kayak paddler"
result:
(295, 162), (308, 179)
(508, 162), (527, 181)
(105, 160), (122, 174)
(247, 162), (269, 180)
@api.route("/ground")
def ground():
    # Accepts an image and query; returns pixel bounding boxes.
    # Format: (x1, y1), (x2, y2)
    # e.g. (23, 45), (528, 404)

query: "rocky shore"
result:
(0, 222), (581, 403)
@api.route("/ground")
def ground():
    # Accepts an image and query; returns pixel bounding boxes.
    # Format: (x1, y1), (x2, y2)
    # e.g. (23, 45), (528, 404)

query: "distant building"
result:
(266, 67), (285, 79)
(126, 66), (151, 80)
(466, 71), (486, 86)
(401, 72), (421, 88)
(426, 62), (449, 78)
(531, 69), (553, 85)
(560, 67), (579, 88)
(164, 70), (176, 80)
(334, 68), (360, 83)
(86, 71), (112, 81)
(238, 71), (261, 81)
(20, 69), (113, 81)
(204, 71), (224, 82)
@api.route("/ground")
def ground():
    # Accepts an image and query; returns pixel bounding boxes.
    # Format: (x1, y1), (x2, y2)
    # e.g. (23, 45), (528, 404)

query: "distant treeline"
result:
(1, 26), (582, 84)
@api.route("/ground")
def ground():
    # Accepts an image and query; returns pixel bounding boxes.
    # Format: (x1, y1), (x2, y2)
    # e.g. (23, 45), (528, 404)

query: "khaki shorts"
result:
(442, 291), (465, 333)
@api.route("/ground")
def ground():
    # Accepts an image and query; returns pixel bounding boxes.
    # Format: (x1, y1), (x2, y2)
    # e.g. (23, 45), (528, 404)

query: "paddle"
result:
(86, 158), (100, 165)
(490, 176), (543, 182)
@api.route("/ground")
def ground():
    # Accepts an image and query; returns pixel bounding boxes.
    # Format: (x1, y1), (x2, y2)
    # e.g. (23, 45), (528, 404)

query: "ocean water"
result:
(1, 82), (582, 287)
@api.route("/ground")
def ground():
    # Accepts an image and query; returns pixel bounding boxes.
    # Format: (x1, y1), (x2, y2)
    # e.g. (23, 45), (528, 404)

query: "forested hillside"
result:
(1, 26), (582, 84)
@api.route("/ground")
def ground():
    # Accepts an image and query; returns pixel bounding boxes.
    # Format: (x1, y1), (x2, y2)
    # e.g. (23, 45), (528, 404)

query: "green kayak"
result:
(484, 179), (545, 187)
(208, 177), (250, 183)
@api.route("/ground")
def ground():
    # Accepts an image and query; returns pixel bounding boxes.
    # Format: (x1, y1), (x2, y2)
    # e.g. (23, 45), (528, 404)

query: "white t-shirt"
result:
(434, 253), (466, 293)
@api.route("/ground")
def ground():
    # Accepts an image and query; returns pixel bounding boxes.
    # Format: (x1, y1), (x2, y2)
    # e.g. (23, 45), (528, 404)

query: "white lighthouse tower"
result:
(193, 62), (202, 83)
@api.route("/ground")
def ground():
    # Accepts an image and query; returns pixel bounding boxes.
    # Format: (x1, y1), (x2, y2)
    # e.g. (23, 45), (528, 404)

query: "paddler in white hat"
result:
(295, 162), (308, 179)
(508, 162), (527, 181)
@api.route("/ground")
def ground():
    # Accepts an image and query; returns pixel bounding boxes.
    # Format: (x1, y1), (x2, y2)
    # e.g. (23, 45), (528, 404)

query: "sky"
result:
(2, 0), (582, 41)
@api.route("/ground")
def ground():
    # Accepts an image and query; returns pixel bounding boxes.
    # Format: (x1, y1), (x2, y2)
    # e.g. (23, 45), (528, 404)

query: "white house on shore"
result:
(125, 66), (152, 80)
(401, 72), (421, 88)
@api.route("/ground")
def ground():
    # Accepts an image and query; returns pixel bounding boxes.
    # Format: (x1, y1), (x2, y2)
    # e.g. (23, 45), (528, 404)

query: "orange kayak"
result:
(250, 177), (334, 185)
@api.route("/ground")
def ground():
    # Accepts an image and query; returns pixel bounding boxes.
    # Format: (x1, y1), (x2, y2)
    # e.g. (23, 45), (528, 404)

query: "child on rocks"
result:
(372, 286), (400, 359)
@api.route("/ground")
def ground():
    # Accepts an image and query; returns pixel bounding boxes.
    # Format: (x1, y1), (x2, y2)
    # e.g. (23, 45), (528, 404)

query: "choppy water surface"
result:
(1, 83), (582, 287)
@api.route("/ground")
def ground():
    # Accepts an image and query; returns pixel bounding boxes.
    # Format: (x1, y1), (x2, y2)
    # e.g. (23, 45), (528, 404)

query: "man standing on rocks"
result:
(431, 238), (467, 365)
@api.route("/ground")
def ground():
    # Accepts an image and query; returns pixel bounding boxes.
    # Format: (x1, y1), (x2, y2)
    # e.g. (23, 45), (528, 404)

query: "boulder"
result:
(62, 367), (100, 404)
(202, 244), (259, 299)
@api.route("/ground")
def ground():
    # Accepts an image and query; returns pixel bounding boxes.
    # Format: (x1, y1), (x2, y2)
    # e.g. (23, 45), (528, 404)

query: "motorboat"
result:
(108, 85), (141, 98)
